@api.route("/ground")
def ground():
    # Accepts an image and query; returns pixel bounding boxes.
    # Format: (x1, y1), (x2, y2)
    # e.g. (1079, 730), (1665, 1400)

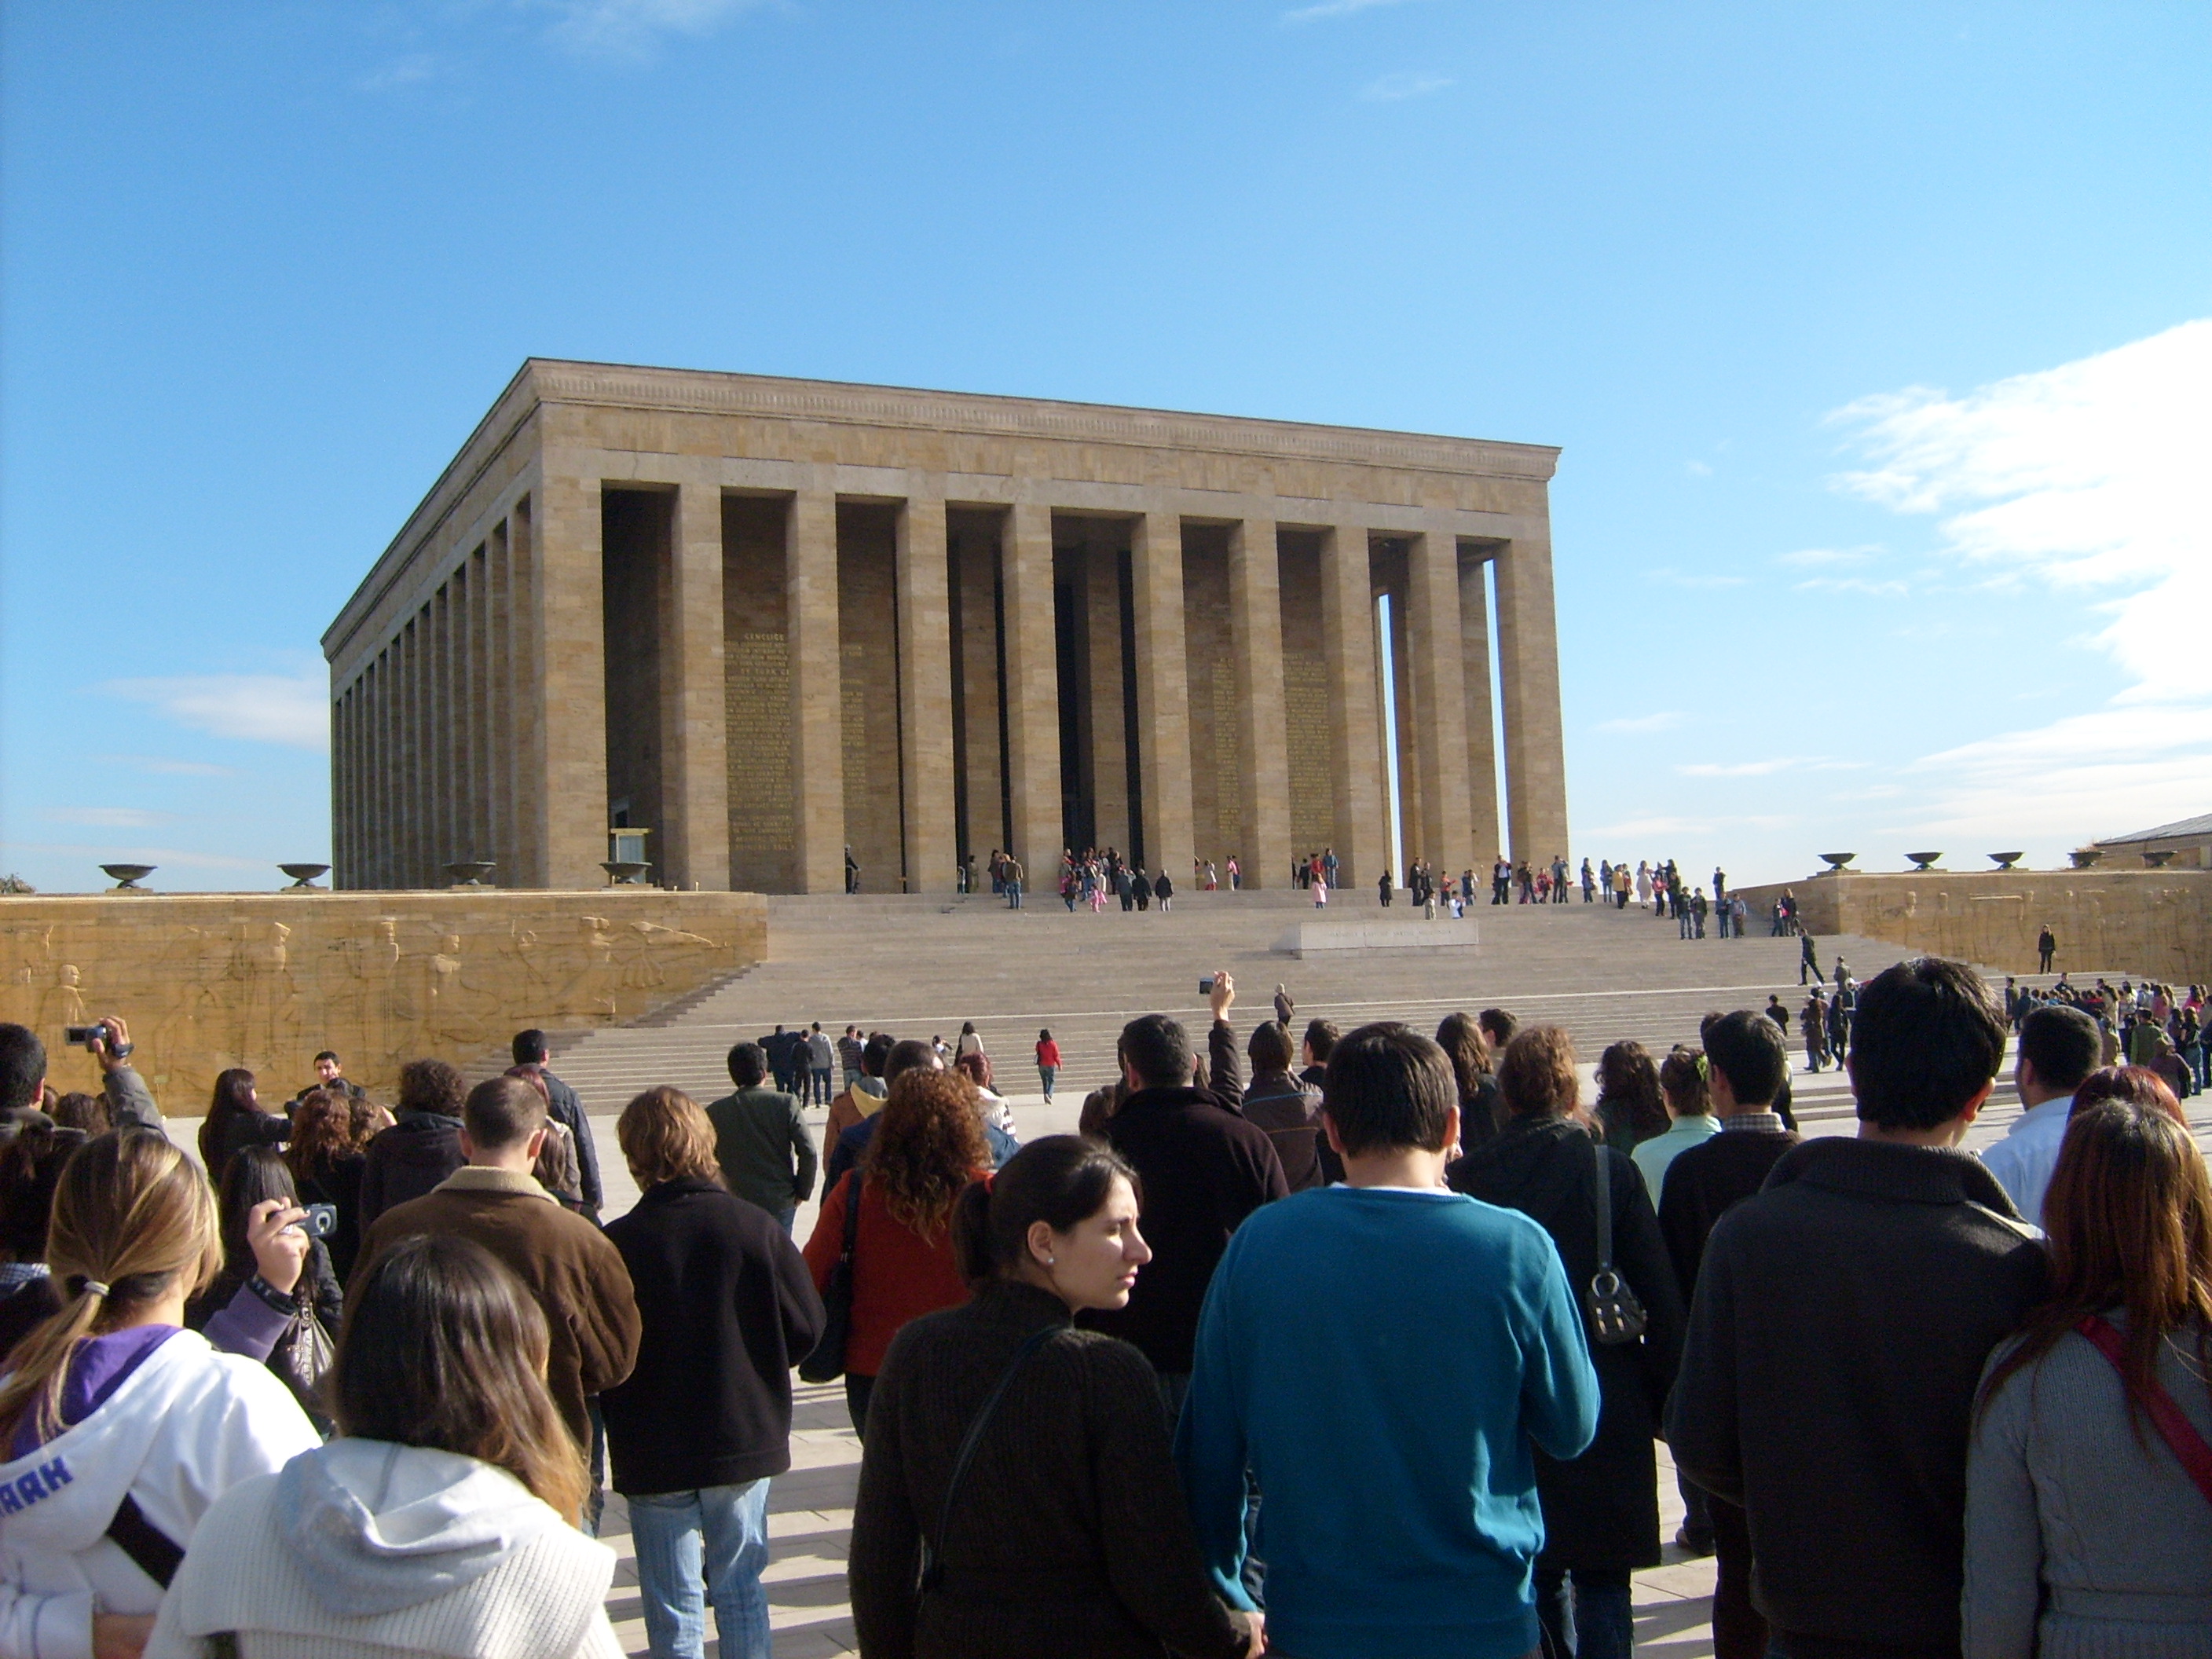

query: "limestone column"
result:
(1083, 529), (1130, 855)
(1228, 514), (1292, 888)
(952, 528), (1004, 868)
(487, 517), (515, 884)
(467, 548), (493, 865)
(1129, 509), (1195, 882)
(330, 683), (350, 888)
(1493, 532), (1571, 866)
(786, 482), (846, 893)
(533, 471), (611, 889)
(401, 615), (422, 886)
(1320, 522), (1387, 888)
(663, 482), (731, 891)
(1407, 526), (1476, 876)
(1002, 501), (1064, 879)
(1458, 548), (1503, 864)
(431, 581), (452, 876)
(895, 486), (958, 893)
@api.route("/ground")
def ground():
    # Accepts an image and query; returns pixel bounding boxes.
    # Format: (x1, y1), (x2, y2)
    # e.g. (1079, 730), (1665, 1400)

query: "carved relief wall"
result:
(0, 890), (767, 1107)
(1734, 870), (2212, 983)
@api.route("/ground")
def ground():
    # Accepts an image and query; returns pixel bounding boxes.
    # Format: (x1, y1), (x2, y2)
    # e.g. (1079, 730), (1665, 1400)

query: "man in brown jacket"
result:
(353, 1074), (642, 1459)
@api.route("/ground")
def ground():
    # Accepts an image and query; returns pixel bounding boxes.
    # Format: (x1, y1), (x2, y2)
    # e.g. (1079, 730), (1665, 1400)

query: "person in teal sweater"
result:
(1176, 1022), (1601, 1659)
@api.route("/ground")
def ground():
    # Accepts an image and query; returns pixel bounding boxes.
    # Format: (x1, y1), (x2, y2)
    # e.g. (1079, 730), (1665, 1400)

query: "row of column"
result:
(333, 498), (543, 891)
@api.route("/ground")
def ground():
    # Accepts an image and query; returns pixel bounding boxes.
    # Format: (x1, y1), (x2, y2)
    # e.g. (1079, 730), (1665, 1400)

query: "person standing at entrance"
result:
(2038, 925), (2056, 973)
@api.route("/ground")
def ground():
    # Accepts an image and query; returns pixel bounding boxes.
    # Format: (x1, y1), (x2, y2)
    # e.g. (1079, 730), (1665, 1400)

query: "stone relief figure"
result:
(553, 915), (620, 1023)
(425, 932), (491, 1047)
(617, 920), (723, 991)
(228, 921), (299, 1071)
(43, 964), (89, 1034)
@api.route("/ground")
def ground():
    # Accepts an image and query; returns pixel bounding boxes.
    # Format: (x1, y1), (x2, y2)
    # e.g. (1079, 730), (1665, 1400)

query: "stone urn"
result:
(2069, 848), (2104, 869)
(100, 863), (156, 891)
(445, 860), (496, 886)
(1817, 853), (1857, 873)
(2144, 849), (2177, 867)
(602, 859), (652, 886)
(278, 863), (330, 889)
(1987, 852), (2023, 870)
(1904, 851), (1943, 871)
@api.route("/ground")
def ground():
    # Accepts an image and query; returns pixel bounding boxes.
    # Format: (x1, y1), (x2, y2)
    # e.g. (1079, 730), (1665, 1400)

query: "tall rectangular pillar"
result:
(467, 548), (492, 864)
(1494, 533), (1571, 866)
(1407, 526), (1475, 876)
(664, 482), (731, 891)
(534, 471), (611, 889)
(1082, 530), (1130, 856)
(1458, 548), (1502, 864)
(951, 526), (1004, 869)
(1130, 509), (1195, 884)
(1002, 502), (1063, 877)
(1320, 523), (1386, 888)
(896, 486), (958, 892)
(786, 482), (846, 893)
(488, 513), (518, 884)
(1228, 514), (1292, 888)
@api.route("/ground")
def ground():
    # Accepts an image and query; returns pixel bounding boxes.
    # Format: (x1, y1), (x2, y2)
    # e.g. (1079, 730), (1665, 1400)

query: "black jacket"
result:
(1665, 1137), (2046, 1655)
(1654, 1126), (1798, 1305)
(1087, 1085), (1287, 1374)
(601, 1177), (826, 1495)
(294, 1150), (368, 1284)
(1235, 1071), (1326, 1192)
(540, 1069), (603, 1214)
(1448, 1115), (1685, 1570)
(357, 1111), (464, 1232)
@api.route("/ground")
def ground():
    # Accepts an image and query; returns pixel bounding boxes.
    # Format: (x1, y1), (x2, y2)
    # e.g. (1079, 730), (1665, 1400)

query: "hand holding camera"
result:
(245, 1198), (310, 1296)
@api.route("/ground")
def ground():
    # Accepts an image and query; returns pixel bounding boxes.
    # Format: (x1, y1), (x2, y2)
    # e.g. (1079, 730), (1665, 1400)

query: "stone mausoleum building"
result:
(324, 361), (1568, 894)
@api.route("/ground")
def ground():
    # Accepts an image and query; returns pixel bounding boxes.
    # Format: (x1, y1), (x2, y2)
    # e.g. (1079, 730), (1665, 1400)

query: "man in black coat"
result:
(513, 1027), (604, 1217)
(1657, 1010), (1800, 1658)
(1668, 958), (2045, 1659)
(1088, 987), (1287, 1405)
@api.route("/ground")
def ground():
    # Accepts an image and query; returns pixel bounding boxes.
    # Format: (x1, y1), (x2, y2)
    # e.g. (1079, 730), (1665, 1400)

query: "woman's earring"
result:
(1047, 1256), (1057, 1265)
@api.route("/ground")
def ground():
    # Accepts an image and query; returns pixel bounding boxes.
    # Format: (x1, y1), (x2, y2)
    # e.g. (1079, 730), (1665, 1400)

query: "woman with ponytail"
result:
(0, 1130), (320, 1659)
(847, 1135), (1259, 1659)
(144, 1233), (622, 1659)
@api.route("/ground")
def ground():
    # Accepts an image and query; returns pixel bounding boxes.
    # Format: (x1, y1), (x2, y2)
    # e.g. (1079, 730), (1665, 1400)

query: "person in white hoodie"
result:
(145, 1232), (621, 1659)
(0, 1130), (321, 1659)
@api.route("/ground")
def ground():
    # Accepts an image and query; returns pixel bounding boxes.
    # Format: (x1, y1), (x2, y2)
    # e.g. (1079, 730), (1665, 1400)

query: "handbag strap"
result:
(840, 1171), (862, 1262)
(107, 1492), (184, 1588)
(1592, 1137), (1616, 1274)
(2076, 1314), (2212, 1507)
(920, 1325), (1056, 1591)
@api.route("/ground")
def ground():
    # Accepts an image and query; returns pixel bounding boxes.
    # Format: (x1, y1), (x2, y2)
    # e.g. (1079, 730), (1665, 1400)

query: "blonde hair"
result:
(617, 1086), (723, 1188)
(0, 1130), (221, 1444)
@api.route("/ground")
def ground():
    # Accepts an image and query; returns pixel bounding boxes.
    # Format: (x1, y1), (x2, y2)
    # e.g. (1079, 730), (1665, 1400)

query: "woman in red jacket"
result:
(1036, 1028), (1063, 1102)
(805, 1068), (992, 1433)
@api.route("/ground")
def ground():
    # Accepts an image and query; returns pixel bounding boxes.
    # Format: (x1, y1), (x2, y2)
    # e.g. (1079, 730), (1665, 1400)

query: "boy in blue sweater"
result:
(1176, 1021), (1600, 1659)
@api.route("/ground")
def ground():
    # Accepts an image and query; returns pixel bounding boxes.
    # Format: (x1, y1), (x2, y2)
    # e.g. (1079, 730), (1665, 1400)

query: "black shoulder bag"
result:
(919, 1325), (1054, 1592)
(1583, 1141), (1648, 1346)
(798, 1173), (861, 1384)
(107, 1493), (184, 1588)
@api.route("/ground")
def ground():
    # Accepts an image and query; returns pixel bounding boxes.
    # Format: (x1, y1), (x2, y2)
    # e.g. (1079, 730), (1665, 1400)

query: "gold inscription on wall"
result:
(727, 631), (794, 854)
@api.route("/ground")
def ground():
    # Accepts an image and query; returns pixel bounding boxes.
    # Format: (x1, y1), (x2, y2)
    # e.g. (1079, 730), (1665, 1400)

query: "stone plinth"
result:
(1733, 870), (2212, 982)
(1271, 919), (1482, 957)
(0, 889), (767, 1107)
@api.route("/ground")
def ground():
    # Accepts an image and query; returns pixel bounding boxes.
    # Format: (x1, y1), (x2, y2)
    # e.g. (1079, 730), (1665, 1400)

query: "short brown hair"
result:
(1497, 1026), (1578, 1119)
(463, 1075), (545, 1152)
(617, 1086), (723, 1188)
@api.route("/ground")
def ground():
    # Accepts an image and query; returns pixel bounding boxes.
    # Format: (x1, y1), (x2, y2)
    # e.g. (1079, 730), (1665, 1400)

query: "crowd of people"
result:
(0, 939), (2204, 1659)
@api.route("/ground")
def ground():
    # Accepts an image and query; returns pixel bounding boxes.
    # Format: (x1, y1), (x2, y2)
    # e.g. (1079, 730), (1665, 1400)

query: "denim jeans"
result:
(1039, 1065), (1057, 1100)
(1533, 1566), (1633, 1659)
(627, 1480), (773, 1659)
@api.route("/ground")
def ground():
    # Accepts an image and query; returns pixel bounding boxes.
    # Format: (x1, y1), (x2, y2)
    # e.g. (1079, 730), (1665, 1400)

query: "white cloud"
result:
(533, 0), (761, 60)
(1678, 757), (1867, 778)
(1823, 318), (2212, 850)
(102, 671), (328, 751)
(1684, 459), (1713, 477)
(358, 52), (452, 91)
(1284, 0), (1419, 21)
(96, 756), (240, 778)
(1829, 317), (2211, 701)
(1792, 575), (1909, 597)
(39, 808), (170, 829)
(1596, 710), (1686, 734)
(1360, 71), (1452, 101)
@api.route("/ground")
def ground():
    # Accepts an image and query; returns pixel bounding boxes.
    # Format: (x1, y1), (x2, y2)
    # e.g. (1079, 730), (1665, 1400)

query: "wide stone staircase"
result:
(547, 885), (2005, 1121)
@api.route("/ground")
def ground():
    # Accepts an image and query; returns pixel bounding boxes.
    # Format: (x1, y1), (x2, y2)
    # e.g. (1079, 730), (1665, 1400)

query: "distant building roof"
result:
(2094, 811), (2212, 847)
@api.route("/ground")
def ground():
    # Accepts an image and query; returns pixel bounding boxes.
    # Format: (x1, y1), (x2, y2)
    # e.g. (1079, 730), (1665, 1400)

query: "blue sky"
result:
(3, 0), (2207, 892)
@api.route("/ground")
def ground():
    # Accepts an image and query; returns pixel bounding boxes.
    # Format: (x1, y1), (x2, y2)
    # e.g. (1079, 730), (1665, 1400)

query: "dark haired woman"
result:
(804, 1068), (993, 1433)
(848, 1135), (1259, 1659)
(187, 1145), (342, 1426)
(1591, 1041), (1668, 1155)
(1448, 1026), (1684, 1659)
(603, 1087), (825, 1659)
(287, 1086), (378, 1282)
(144, 1232), (622, 1657)
(198, 1067), (288, 1187)
(1436, 1012), (1502, 1150)
(1965, 1098), (2212, 1656)
(1036, 1028), (1062, 1102)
